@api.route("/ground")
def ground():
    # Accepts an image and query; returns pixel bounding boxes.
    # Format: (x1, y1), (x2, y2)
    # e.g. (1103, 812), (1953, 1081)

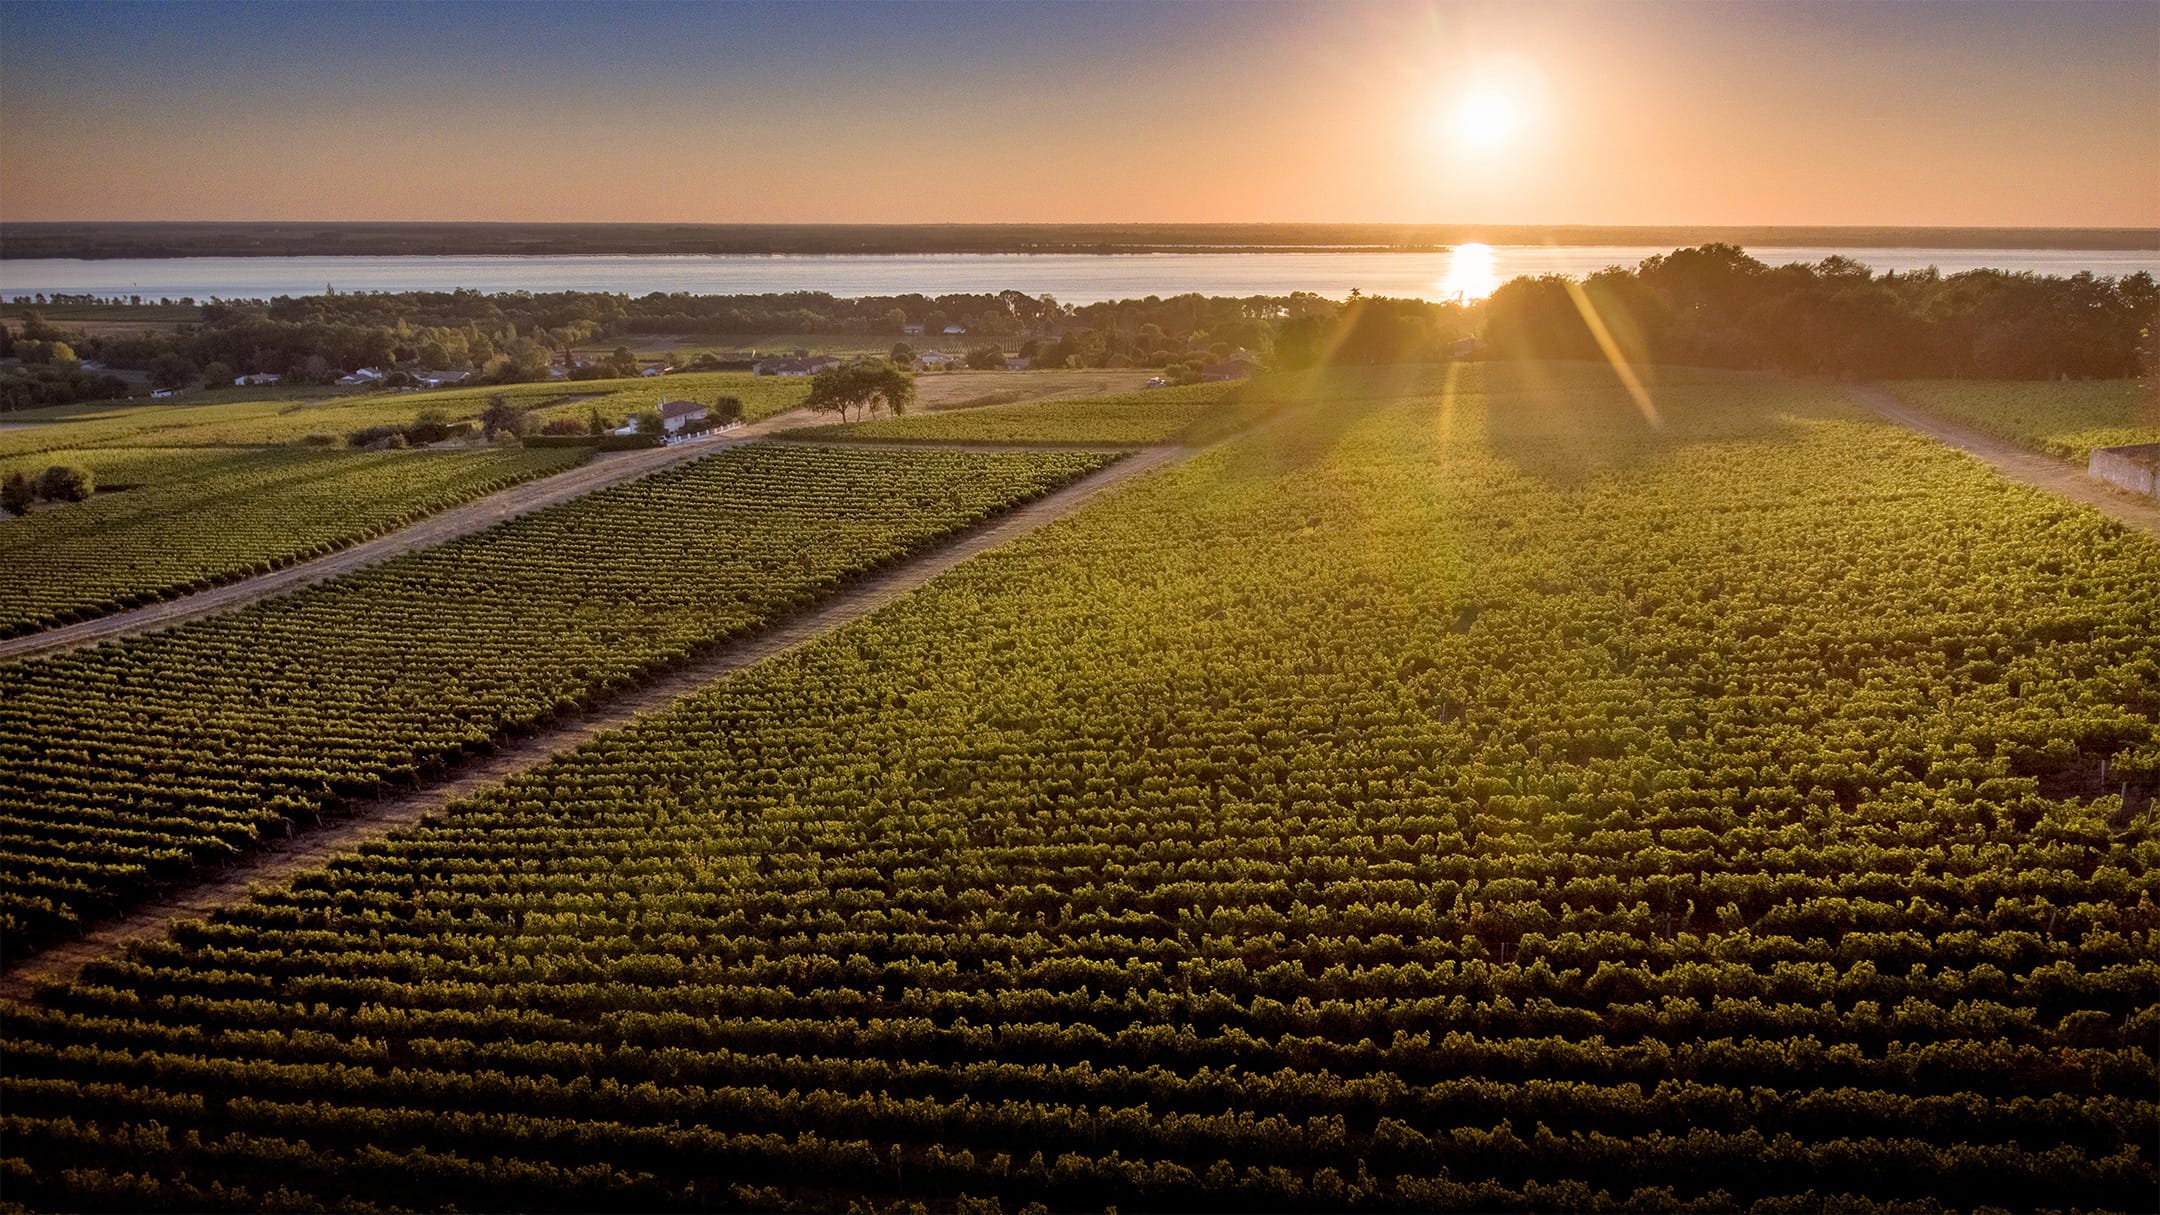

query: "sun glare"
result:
(1451, 89), (1521, 153)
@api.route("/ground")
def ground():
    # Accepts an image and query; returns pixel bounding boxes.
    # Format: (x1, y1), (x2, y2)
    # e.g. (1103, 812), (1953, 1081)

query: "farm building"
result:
(233, 372), (283, 386)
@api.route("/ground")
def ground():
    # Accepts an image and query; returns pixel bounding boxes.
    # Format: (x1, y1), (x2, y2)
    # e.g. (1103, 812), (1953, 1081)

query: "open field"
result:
(0, 445), (586, 637)
(1883, 379), (2160, 462)
(1, 363), (2153, 1210)
(785, 382), (1274, 446)
(911, 368), (1157, 410)
(0, 444), (1113, 949)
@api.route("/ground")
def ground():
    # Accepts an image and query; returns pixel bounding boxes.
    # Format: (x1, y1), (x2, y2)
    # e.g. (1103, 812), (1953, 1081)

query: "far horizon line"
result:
(6, 221), (2155, 262)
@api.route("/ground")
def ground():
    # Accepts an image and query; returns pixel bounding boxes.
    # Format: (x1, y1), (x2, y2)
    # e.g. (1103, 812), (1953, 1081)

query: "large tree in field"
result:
(803, 362), (915, 423)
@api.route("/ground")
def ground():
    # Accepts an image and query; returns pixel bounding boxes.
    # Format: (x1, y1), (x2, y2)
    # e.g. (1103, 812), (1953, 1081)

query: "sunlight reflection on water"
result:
(1437, 243), (1500, 301)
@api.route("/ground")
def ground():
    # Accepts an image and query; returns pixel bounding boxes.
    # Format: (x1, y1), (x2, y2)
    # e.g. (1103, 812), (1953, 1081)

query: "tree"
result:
(37, 464), (94, 503)
(890, 342), (917, 366)
(966, 345), (1005, 370)
(418, 340), (453, 371)
(630, 408), (663, 434)
(494, 338), (552, 383)
(603, 346), (640, 378)
(711, 395), (744, 426)
(479, 395), (532, 439)
(201, 361), (234, 388)
(1, 472), (33, 516)
(148, 353), (197, 390)
(803, 362), (916, 423)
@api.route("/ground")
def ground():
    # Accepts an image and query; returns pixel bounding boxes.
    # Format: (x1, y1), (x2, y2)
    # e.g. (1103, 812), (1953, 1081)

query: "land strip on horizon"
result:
(5, 222), (2154, 260)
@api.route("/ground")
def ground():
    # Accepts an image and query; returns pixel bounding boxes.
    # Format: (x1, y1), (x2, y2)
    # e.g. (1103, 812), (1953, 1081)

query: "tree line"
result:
(1, 247), (2151, 410)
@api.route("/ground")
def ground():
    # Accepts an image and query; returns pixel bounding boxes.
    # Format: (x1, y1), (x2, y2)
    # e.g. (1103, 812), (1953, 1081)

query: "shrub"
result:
(36, 464), (95, 503)
(1, 472), (33, 516)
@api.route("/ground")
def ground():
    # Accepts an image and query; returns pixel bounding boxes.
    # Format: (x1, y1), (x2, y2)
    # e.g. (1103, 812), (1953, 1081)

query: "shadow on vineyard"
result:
(1479, 368), (1813, 490)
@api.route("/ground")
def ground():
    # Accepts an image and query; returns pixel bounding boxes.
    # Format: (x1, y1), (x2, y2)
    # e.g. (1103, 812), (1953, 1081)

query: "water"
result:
(3, 246), (2153, 306)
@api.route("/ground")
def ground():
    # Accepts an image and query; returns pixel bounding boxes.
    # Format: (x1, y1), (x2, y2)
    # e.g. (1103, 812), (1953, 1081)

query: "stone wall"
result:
(2088, 444), (2160, 498)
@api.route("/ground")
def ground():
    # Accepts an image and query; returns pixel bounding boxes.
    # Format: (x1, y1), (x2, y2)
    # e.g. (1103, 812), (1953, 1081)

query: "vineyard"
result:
(783, 383), (1273, 446)
(0, 444), (586, 637)
(0, 444), (1112, 951)
(1885, 379), (2160, 462)
(2, 365), (2152, 1211)
(0, 372), (807, 459)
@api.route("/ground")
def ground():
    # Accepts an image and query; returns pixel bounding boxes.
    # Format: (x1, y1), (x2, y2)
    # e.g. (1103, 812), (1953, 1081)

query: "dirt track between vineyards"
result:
(0, 443), (1189, 1001)
(1846, 385), (2160, 538)
(0, 411), (835, 666)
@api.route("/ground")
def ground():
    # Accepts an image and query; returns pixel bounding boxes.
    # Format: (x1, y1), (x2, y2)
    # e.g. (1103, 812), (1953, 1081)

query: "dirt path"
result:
(0, 444), (1191, 1000)
(0, 409), (815, 665)
(1846, 385), (2160, 538)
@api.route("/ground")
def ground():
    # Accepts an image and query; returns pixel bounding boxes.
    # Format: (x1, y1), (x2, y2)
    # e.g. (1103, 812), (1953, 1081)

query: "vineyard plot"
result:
(3, 366), (2153, 1211)
(0, 444), (587, 637)
(1885, 378), (2159, 462)
(0, 444), (1113, 950)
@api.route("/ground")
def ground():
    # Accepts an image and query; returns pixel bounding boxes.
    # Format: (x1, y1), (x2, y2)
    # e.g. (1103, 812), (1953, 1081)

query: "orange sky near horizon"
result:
(2, 1), (2155, 228)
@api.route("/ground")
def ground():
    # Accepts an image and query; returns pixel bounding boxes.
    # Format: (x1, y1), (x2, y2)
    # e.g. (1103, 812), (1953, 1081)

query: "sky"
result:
(1, 0), (2155, 227)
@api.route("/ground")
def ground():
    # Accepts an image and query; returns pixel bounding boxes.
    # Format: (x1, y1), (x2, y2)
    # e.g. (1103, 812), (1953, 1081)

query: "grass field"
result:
(3, 363), (2153, 1210)
(0, 444), (587, 637)
(1885, 379), (2160, 461)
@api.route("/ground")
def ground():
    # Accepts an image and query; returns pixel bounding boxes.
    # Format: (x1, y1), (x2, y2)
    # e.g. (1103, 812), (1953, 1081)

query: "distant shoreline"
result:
(3, 222), (2153, 260)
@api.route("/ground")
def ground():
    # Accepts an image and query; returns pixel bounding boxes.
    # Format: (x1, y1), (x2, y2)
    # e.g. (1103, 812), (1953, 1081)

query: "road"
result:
(1845, 385), (2160, 539)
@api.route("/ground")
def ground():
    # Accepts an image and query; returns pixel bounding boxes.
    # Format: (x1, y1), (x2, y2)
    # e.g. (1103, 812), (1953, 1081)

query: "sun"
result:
(1451, 89), (1521, 153)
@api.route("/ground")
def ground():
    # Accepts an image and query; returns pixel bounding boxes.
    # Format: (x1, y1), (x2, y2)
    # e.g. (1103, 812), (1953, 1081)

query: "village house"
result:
(900, 323), (925, 336)
(413, 370), (471, 388)
(657, 399), (709, 434)
(233, 372), (283, 386)
(335, 367), (387, 387)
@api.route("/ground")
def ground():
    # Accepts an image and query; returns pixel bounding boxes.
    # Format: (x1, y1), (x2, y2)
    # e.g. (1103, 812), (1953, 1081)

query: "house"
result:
(1004, 356), (1031, 371)
(942, 325), (967, 336)
(1199, 361), (1253, 382)
(414, 370), (470, 388)
(639, 364), (674, 378)
(234, 373), (283, 387)
(1448, 337), (1487, 359)
(901, 323), (925, 336)
(150, 388), (178, 399)
(657, 399), (709, 434)
(754, 355), (844, 377)
(335, 367), (387, 387)
(916, 350), (961, 368)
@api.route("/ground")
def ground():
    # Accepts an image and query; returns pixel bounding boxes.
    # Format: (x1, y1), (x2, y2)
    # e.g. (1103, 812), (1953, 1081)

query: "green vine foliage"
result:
(3, 363), (2155, 1211)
